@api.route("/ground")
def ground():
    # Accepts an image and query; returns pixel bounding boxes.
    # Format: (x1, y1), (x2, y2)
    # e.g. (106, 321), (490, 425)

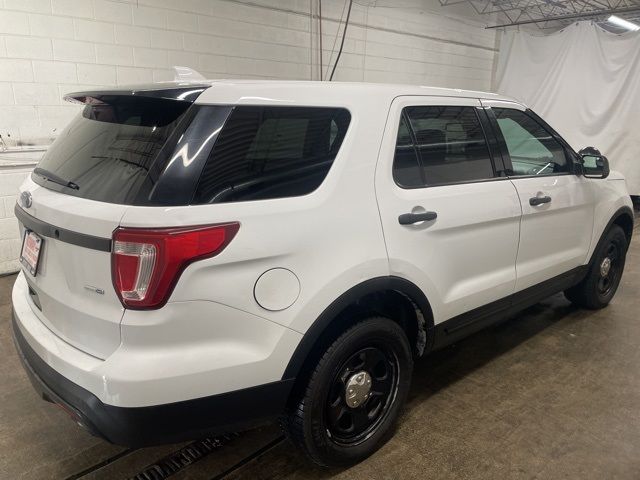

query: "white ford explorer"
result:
(12, 81), (633, 467)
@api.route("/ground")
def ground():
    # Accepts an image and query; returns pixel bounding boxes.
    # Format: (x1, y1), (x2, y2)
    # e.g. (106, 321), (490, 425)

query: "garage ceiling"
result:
(439, 0), (640, 30)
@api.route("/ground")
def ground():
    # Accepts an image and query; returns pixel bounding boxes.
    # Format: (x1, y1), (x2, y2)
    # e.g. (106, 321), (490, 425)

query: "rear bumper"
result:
(12, 312), (293, 446)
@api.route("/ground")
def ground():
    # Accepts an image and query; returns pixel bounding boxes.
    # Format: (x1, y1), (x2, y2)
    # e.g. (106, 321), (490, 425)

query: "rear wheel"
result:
(565, 225), (628, 309)
(282, 317), (413, 467)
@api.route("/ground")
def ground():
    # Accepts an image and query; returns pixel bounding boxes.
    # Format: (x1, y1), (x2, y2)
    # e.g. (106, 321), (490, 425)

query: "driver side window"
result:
(493, 108), (569, 176)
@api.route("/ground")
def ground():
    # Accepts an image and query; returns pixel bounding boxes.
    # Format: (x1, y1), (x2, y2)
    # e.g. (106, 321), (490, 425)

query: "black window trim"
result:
(485, 106), (580, 179)
(400, 108), (428, 187)
(392, 104), (506, 190)
(476, 106), (508, 176)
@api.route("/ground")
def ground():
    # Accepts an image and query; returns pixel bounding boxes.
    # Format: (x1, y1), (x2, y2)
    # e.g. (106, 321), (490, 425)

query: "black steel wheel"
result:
(565, 224), (628, 309)
(596, 241), (622, 297)
(325, 346), (399, 446)
(282, 317), (413, 467)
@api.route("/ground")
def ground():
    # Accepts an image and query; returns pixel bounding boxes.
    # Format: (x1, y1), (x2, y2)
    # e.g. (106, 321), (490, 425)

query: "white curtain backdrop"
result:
(495, 22), (640, 194)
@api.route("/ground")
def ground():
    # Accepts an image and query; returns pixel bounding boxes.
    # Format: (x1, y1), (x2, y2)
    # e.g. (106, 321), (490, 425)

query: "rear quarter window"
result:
(193, 106), (351, 204)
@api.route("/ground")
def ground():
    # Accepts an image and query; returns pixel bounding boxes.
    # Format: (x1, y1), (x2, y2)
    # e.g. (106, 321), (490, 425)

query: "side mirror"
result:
(578, 147), (610, 179)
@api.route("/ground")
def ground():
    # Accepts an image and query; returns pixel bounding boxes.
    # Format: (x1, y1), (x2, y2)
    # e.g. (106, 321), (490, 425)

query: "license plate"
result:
(20, 231), (43, 276)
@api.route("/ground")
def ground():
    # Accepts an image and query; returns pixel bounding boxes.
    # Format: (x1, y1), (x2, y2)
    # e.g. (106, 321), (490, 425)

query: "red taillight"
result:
(112, 223), (240, 309)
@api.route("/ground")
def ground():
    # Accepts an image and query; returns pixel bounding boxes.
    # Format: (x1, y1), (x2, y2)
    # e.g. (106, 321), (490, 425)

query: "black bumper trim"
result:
(12, 311), (294, 447)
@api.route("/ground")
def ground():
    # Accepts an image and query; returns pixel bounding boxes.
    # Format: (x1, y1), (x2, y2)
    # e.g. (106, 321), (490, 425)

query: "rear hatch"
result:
(16, 84), (210, 359)
(17, 186), (127, 359)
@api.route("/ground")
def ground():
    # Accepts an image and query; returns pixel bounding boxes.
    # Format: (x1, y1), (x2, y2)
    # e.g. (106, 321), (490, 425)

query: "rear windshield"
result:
(193, 106), (351, 204)
(33, 96), (192, 204)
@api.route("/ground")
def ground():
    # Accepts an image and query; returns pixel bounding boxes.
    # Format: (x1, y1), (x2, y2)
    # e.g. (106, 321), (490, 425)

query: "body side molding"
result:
(432, 265), (588, 349)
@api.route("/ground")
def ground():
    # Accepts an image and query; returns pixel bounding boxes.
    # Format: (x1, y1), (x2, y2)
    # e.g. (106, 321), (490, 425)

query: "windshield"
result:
(33, 96), (192, 204)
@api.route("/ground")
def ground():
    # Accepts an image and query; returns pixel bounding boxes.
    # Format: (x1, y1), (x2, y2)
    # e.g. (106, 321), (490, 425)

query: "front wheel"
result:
(565, 224), (628, 309)
(282, 317), (413, 467)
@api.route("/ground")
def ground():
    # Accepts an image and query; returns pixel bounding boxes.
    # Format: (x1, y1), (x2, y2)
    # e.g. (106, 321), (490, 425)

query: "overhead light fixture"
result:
(608, 15), (640, 31)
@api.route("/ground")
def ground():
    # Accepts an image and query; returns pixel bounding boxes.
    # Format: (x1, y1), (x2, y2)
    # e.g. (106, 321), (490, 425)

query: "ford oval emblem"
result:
(20, 191), (32, 209)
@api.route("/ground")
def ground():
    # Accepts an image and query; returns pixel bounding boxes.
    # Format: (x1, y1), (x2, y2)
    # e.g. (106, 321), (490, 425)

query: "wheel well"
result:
(283, 283), (433, 406)
(322, 289), (423, 351)
(613, 211), (634, 244)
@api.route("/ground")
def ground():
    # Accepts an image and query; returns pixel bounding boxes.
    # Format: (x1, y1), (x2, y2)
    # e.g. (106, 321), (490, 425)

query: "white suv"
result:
(12, 81), (633, 467)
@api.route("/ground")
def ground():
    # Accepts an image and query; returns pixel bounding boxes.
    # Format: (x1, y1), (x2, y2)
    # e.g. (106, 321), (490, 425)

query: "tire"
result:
(564, 224), (628, 309)
(281, 317), (413, 467)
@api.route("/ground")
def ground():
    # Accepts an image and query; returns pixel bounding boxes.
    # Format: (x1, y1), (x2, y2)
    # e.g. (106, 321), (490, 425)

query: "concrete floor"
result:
(1, 224), (639, 479)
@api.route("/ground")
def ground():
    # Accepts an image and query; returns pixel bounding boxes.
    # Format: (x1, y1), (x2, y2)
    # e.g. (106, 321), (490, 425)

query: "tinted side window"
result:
(392, 106), (495, 188)
(193, 106), (350, 204)
(493, 108), (568, 176)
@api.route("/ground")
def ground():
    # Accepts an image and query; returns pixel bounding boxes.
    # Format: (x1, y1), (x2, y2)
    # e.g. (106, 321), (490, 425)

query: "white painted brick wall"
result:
(0, 0), (497, 146)
(0, 163), (34, 274)
(0, 0), (498, 271)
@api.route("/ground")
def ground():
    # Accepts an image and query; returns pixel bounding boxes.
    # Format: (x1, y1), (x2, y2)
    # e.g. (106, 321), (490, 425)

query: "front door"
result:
(375, 96), (522, 325)
(483, 100), (595, 292)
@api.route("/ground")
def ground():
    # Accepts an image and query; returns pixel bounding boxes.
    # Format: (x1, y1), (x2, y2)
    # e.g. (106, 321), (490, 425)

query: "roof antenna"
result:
(172, 66), (206, 82)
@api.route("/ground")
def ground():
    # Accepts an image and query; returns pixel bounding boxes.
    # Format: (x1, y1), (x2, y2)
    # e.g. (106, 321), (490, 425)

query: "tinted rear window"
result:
(393, 106), (495, 187)
(33, 96), (192, 204)
(193, 106), (351, 204)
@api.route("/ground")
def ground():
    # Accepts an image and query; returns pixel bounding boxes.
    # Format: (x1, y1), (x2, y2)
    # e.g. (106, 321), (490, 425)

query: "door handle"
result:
(398, 211), (437, 225)
(529, 195), (551, 206)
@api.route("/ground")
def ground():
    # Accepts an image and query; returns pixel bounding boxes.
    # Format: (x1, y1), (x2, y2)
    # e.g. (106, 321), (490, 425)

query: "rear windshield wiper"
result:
(33, 167), (80, 190)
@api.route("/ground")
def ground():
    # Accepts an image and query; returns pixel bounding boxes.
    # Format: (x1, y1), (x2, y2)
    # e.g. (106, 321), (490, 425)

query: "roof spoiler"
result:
(64, 67), (209, 105)
(64, 85), (209, 105)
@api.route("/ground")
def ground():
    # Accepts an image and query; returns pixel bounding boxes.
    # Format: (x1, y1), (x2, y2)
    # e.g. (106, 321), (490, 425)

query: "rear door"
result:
(375, 96), (522, 325)
(483, 100), (595, 291)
